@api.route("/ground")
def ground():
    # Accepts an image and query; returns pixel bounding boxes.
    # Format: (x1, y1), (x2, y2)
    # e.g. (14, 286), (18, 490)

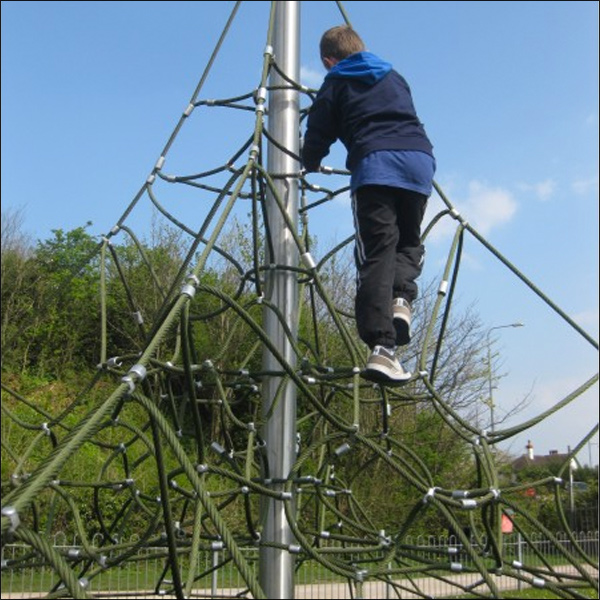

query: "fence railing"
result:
(1, 531), (598, 598)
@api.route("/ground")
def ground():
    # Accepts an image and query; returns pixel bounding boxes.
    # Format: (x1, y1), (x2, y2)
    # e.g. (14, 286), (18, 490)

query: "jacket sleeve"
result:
(301, 85), (339, 172)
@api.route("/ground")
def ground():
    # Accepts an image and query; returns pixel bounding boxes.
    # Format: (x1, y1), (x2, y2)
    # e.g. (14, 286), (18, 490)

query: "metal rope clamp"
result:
(121, 364), (147, 394)
(181, 274), (200, 300)
(2, 506), (20, 541)
(423, 487), (440, 504)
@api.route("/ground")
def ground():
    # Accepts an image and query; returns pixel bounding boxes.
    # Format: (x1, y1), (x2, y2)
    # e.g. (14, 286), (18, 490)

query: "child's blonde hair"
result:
(320, 26), (366, 61)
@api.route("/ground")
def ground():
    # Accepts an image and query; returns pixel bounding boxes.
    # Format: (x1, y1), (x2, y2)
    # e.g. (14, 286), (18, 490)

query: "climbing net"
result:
(1, 2), (598, 599)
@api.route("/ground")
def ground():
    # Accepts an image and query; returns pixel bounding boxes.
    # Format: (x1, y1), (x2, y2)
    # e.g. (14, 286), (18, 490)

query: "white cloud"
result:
(572, 175), (599, 196)
(333, 189), (352, 207)
(426, 179), (517, 242)
(465, 181), (517, 234)
(300, 65), (324, 89)
(517, 179), (556, 202)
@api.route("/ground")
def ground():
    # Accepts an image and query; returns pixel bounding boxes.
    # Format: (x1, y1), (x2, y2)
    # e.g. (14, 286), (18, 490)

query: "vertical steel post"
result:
(259, 2), (300, 599)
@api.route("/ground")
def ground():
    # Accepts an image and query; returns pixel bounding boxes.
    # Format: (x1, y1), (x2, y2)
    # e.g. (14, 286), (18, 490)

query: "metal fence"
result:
(1, 531), (598, 598)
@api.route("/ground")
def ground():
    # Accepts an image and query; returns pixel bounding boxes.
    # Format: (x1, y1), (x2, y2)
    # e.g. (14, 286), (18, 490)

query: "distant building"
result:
(511, 440), (581, 472)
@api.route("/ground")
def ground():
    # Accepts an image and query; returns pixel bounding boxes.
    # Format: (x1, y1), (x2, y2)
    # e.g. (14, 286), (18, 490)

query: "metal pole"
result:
(259, 2), (300, 599)
(211, 542), (222, 598)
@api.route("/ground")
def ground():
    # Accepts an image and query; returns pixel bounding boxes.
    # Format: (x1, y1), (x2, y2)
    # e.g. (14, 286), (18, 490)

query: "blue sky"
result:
(2, 1), (598, 465)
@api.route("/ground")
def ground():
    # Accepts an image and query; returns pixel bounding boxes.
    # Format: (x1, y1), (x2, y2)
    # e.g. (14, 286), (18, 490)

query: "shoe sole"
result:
(362, 366), (412, 385)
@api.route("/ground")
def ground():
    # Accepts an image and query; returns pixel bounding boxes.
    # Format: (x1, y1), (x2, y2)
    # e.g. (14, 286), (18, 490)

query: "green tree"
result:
(27, 223), (101, 373)
(1, 208), (39, 371)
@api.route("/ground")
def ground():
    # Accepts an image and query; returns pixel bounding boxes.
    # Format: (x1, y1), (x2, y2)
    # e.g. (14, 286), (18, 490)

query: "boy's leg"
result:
(352, 185), (398, 349)
(393, 190), (428, 303)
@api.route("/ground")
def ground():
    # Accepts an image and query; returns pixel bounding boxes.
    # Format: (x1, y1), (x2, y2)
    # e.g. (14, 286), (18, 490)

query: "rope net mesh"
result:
(1, 3), (597, 598)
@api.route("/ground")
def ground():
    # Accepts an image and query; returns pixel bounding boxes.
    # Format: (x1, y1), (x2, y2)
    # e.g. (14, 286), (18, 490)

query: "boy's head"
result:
(320, 26), (365, 69)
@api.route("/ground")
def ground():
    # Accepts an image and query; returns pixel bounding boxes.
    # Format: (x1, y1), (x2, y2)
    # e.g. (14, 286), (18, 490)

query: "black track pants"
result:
(352, 185), (427, 349)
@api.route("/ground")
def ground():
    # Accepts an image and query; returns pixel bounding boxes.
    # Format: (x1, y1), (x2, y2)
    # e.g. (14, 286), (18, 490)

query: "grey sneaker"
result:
(393, 297), (411, 346)
(363, 345), (411, 384)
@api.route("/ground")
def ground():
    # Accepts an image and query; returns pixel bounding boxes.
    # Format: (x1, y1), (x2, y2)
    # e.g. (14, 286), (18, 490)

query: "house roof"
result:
(512, 453), (575, 471)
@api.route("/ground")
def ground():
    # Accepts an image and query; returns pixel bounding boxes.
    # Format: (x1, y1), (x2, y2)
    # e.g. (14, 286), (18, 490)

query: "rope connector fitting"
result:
(1, 506), (20, 534)
(181, 284), (196, 299)
(121, 364), (147, 393)
(255, 87), (267, 104)
(249, 144), (260, 162)
(129, 364), (147, 381)
(181, 276), (198, 299)
(301, 252), (317, 270)
(107, 356), (123, 369)
(355, 569), (368, 582)
(211, 442), (226, 456)
(423, 487), (439, 504)
(334, 443), (351, 457)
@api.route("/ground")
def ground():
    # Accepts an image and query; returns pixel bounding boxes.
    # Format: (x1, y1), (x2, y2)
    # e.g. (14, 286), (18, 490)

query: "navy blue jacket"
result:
(302, 52), (433, 172)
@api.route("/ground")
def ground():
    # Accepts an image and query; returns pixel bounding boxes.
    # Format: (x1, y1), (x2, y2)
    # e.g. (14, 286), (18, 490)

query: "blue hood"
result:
(326, 51), (392, 85)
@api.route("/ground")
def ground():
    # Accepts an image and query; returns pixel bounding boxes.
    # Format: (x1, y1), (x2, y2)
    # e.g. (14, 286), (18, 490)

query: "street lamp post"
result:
(588, 441), (598, 468)
(568, 445), (578, 529)
(485, 322), (524, 433)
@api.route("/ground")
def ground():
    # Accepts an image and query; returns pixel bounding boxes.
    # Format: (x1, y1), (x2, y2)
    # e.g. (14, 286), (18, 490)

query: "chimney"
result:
(526, 440), (534, 460)
(549, 450), (558, 455)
